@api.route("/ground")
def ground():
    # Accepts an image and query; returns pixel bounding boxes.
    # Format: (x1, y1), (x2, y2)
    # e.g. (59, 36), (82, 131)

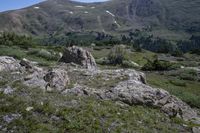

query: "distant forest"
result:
(0, 31), (200, 55)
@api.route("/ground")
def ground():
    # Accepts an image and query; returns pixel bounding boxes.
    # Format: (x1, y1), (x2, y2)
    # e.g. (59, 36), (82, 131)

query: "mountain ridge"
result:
(0, 0), (200, 40)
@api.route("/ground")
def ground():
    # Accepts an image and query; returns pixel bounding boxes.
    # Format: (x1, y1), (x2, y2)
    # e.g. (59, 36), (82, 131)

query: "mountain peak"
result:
(0, 0), (199, 37)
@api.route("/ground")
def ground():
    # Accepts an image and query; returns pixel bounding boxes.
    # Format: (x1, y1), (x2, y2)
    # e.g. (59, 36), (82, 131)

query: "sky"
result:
(0, 0), (109, 12)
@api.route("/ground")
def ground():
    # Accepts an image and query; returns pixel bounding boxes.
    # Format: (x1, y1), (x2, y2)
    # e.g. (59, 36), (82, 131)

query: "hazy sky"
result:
(0, 0), (109, 12)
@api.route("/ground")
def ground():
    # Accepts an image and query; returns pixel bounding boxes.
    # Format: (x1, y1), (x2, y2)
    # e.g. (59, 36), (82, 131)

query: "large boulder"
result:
(0, 56), (21, 72)
(59, 46), (97, 70)
(44, 68), (70, 91)
(24, 68), (70, 91)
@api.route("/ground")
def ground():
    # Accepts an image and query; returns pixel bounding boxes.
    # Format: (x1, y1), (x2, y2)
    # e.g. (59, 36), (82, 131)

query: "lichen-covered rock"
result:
(23, 69), (46, 89)
(0, 56), (21, 72)
(20, 58), (34, 71)
(44, 68), (70, 91)
(24, 68), (70, 91)
(59, 46), (97, 70)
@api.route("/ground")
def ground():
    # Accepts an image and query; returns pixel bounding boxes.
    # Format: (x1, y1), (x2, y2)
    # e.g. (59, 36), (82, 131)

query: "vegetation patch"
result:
(146, 72), (200, 108)
(0, 82), (192, 132)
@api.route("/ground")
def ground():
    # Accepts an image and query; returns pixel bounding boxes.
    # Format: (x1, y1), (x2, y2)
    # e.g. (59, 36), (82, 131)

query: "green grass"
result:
(0, 45), (26, 60)
(0, 81), (192, 132)
(82, 73), (128, 89)
(92, 47), (156, 67)
(0, 45), (58, 66)
(146, 72), (200, 108)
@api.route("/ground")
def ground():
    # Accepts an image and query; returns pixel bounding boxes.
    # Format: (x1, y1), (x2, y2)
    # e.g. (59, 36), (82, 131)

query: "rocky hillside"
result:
(0, 47), (200, 132)
(0, 0), (199, 38)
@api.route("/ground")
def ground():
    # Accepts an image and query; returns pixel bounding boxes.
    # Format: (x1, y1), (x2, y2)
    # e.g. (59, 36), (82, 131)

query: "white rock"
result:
(0, 56), (21, 72)
(26, 107), (34, 112)
(75, 6), (84, 8)
(34, 7), (40, 9)
(3, 86), (14, 95)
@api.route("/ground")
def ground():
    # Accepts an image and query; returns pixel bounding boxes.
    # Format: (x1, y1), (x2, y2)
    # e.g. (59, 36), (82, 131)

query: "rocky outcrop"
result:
(1, 56), (200, 131)
(62, 68), (200, 126)
(59, 46), (97, 70)
(0, 56), (21, 72)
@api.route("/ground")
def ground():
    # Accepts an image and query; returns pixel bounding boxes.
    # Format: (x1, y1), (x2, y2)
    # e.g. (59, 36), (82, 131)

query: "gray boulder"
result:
(44, 68), (70, 91)
(59, 46), (97, 70)
(0, 56), (21, 72)
(24, 67), (70, 91)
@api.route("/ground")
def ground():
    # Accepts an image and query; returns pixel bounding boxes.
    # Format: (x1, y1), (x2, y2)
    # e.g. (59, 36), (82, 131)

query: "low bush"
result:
(142, 59), (172, 71)
(107, 45), (128, 65)
(179, 69), (198, 81)
(0, 32), (36, 48)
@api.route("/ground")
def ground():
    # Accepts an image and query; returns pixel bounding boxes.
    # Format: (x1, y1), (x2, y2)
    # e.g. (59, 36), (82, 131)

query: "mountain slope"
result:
(0, 0), (200, 39)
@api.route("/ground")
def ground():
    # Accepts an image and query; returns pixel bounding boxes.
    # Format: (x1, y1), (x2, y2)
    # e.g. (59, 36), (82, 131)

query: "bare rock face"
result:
(59, 46), (97, 70)
(0, 56), (21, 72)
(44, 68), (70, 91)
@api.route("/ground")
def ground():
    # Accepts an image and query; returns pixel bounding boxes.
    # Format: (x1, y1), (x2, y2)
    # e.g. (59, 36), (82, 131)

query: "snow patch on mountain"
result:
(106, 10), (115, 17)
(105, 10), (120, 27)
(34, 7), (40, 9)
(75, 6), (85, 8)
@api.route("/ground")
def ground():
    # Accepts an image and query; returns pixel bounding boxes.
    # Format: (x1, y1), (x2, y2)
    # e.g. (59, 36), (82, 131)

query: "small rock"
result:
(26, 107), (34, 112)
(44, 68), (70, 91)
(193, 127), (200, 133)
(0, 56), (21, 72)
(3, 114), (21, 123)
(20, 58), (33, 70)
(3, 86), (14, 95)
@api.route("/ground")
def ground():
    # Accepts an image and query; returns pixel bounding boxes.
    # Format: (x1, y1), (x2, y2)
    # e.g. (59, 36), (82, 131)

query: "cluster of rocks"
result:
(0, 46), (200, 132)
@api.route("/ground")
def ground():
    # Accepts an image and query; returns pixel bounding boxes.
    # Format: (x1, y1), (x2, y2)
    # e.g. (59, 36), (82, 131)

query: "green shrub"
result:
(107, 45), (128, 65)
(179, 73), (196, 81)
(0, 32), (36, 48)
(179, 69), (198, 81)
(0, 45), (26, 59)
(142, 59), (172, 71)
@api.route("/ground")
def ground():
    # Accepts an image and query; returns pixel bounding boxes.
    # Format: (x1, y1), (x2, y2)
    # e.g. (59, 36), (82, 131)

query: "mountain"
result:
(0, 0), (200, 40)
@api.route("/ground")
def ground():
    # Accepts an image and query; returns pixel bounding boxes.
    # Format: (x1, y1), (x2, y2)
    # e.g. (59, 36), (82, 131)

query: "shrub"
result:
(107, 45), (128, 65)
(0, 32), (36, 48)
(142, 59), (172, 71)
